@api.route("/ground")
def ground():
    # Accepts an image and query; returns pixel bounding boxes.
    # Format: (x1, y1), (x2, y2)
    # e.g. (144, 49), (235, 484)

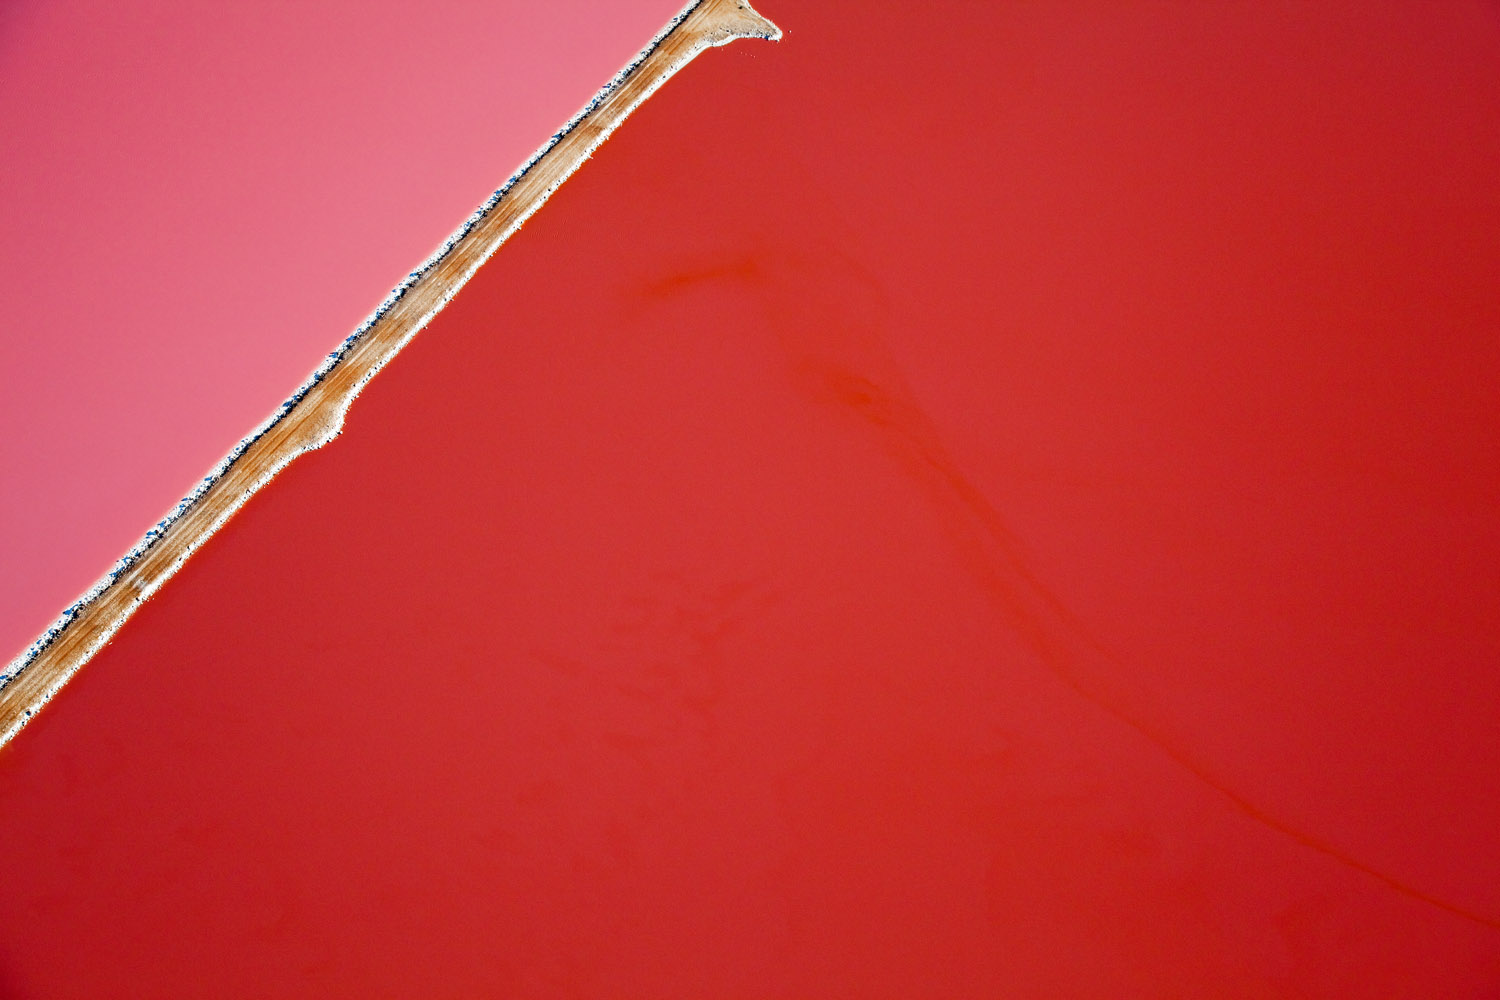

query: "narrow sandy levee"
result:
(0, 0), (782, 748)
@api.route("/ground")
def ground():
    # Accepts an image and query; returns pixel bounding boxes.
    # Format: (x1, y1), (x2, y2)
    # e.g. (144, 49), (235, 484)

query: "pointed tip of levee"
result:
(734, 0), (783, 42)
(696, 0), (783, 46)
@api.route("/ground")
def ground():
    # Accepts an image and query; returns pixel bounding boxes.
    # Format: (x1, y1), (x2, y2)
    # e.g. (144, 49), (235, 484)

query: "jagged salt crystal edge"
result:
(1, 0), (775, 698)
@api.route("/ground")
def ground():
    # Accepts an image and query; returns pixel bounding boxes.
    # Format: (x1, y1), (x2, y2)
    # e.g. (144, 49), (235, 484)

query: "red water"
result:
(2, 2), (1499, 995)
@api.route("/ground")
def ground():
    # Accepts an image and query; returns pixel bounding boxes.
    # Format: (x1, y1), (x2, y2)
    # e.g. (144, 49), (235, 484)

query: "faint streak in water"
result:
(531, 572), (778, 767)
(635, 244), (1500, 931)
